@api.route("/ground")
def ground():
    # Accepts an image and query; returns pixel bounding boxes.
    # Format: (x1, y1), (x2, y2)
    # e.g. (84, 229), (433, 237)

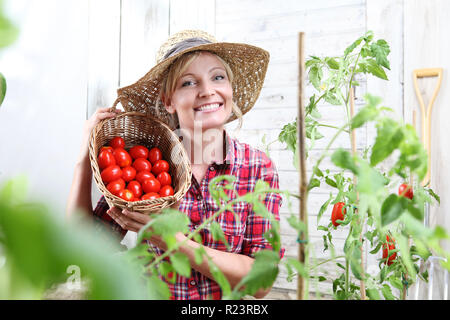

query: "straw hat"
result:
(115, 30), (270, 130)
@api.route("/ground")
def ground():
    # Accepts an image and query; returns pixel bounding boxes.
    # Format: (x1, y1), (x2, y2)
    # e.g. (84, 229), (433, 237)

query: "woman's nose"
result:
(198, 81), (215, 97)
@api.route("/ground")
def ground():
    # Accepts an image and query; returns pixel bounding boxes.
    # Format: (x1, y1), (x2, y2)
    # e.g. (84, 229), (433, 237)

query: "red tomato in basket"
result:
(142, 177), (161, 194)
(98, 148), (116, 170)
(141, 192), (160, 200)
(382, 235), (397, 266)
(159, 185), (174, 197)
(118, 189), (134, 202)
(100, 146), (114, 153)
(156, 171), (172, 187)
(152, 160), (169, 175)
(127, 180), (142, 198)
(136, 171), (155, 184)
(101, 165), (122, 183)
(148, 147), (163, 165)
(331, 202), (346, 227)
(109, 137), (125, 149)
(129, 145), (149, 160)
(113, 148), (132, 168)
(121, 166), (136, 182)
(106, 178), (125, 196)
(398, 183), (413, 200)
(133, 158), (152, 172)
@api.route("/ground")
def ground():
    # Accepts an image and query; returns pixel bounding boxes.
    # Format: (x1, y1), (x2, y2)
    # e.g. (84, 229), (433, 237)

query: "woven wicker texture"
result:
(89, 112), (192, 214)
(116, 30), (270, 130)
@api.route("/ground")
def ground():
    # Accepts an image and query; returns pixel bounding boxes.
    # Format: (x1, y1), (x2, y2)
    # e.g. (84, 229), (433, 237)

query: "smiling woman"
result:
(66, 29), (283, 300)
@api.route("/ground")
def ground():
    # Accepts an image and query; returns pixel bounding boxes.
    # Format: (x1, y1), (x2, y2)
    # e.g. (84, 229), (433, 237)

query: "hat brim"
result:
(116, 42), (270, 130)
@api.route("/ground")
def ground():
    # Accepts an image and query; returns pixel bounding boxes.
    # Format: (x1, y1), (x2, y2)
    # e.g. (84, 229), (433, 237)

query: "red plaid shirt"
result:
(93, 130), (284, 299)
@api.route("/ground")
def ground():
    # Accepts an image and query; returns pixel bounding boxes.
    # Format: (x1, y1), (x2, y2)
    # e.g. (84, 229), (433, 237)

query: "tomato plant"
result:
(276, 31), (449, 300)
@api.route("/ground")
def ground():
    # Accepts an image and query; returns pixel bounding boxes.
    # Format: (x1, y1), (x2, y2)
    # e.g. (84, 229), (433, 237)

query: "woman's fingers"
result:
(122, 208), (151, 225)
(107, 207), (143, 232)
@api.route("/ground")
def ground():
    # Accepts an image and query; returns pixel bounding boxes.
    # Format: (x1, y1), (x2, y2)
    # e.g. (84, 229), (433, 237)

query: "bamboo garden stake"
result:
(349, 87), (366, 300)
(297, 31), (309, 300)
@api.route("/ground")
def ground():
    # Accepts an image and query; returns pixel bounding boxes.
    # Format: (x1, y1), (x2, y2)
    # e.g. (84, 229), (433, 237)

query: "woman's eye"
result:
(181, 80), (195, 87)
(214, 75), (225, 81)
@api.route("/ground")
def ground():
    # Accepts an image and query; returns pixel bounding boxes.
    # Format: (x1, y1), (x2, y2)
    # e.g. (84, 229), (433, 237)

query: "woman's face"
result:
(163, 51), (233, 132)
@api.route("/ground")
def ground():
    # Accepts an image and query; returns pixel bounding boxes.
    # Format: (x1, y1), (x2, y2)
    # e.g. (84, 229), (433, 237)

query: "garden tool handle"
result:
(412, 68), (443, 186)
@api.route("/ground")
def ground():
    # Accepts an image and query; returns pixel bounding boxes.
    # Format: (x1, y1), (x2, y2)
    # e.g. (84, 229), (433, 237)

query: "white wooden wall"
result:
(1, 0), (448, 298)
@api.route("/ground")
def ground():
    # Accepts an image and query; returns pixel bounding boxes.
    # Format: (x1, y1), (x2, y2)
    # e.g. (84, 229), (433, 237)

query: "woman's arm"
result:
(66, 107), (121, 221)
(106, 207), (271, 298)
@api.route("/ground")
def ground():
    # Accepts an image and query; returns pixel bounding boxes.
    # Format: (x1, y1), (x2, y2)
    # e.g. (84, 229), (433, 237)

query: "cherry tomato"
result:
(156, 171), (172, 187)
(129, 145), (149, 160)
(100, 146), (114, 153)
(118, 189), (134, 202)
(98, 148), (116, 170)
(152, 159), (169, 175)
(121, 166), (136, 182)
(142, 177), (161, 194)
(106, 178), (125, 196)
(101, 165), (122, 183)
(141, 192), (160, 201)
(382, 235), (397, 266)
(132, 158), (152, 172)
(398, 183), (413, 200)
(127, 180), (143, 198)
(148, 147), (163, 165)
(113, 148), (132, 168)
(331, 202), (346, 227)
(159, 185), (174, 197)
(136, 171), (155, 184)
(109, 136), (125, 149)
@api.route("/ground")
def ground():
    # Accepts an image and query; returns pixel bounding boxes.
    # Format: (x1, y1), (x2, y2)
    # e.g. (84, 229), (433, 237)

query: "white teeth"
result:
(195, 103), (221, 112)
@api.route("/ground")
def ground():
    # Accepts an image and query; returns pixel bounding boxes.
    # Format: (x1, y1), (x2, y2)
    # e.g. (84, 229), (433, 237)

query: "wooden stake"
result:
(349, 87), (366, 300)
(297, 31), (309, 300)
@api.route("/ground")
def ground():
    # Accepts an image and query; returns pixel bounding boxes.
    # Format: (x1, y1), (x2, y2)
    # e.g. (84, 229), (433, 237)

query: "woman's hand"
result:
(78, 107), (122, 162)
(106, 204), (186, 251)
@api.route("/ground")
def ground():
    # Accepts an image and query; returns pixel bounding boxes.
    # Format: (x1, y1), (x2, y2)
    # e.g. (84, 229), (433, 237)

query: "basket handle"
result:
(109, 97), (122, 112)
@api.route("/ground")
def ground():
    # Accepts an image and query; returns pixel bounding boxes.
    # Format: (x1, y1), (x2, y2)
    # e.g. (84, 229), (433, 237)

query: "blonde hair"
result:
(159, 51), (243, 131)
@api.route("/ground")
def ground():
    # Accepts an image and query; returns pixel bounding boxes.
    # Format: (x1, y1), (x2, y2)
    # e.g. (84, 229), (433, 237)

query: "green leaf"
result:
(344, 36), (363, 56)
(170, 252), (191, 278)
(331, 149), (359, 174)
(370, 118), (404, 166)
(381, 194), (406, 226)
(146, 274), (171, 300)
(366, 58), (388, 80)
(325, 57), (340, 70)
(351, 104), (379, 130)
(0, 72), (6, 107)
(210, 221), (231, 250)
(308, 178), (321, 191)
(309, 66), (322, 90)
(366, 288), (381, 300)
(285, 258), (308, 278)
(317, 193), (333, 224)
(370, 39), (391, 70)
(208, 259), (231, 297)
(234, 250), (280, 296)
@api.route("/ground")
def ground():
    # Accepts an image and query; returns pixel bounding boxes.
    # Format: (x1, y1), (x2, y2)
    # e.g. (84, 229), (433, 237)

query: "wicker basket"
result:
(88, 111), (191, 214)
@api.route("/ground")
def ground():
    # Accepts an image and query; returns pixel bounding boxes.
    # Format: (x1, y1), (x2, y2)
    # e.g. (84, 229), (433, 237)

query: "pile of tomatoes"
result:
(97, 136), (174, 202)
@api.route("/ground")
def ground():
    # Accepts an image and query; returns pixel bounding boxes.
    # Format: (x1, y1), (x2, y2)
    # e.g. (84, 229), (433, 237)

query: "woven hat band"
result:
(162, 37), (213, 61)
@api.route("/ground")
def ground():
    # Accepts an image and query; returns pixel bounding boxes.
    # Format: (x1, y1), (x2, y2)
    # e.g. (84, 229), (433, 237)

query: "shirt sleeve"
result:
(92, 196), (128, 240)
(241, 154), (285, 259)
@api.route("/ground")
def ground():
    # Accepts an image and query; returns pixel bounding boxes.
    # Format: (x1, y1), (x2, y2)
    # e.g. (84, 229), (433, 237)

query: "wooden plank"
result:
(119, 0), (170, 87)
(87, 0), (121, 117)
(216, 5), (365, 42)
(216, 0), (365, 23)
(169, 0), (215, 35)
